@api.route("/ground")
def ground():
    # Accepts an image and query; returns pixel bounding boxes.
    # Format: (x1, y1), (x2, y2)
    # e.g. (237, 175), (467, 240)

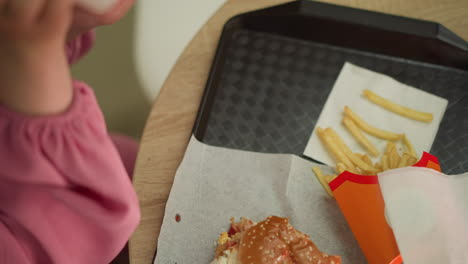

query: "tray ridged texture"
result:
(202, 30), (468, 174)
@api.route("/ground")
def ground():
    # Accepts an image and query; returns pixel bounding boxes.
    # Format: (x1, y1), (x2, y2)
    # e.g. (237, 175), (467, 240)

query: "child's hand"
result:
(0, 0), (75, 115)
(0, 0), (72, 49)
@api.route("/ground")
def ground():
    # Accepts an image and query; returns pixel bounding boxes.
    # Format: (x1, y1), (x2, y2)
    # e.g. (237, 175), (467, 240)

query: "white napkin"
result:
(379, 167), (468, 264)
(304, 62), (448, 165)
(154, 136), (366, 263)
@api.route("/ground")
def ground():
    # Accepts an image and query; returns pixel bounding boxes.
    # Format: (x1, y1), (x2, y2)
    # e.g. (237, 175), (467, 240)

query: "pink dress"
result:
(0, 31), (141, 263)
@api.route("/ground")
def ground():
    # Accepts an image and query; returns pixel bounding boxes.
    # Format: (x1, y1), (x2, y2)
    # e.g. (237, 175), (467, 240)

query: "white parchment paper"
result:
(154, 136), (366, 263)
(379, 167), (468, 264)
(304, 62), (448, 166)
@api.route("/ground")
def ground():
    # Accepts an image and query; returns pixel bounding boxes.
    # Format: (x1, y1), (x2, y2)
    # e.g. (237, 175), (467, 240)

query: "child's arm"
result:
(0, 83), (141, 262)
(0, 0), (73, 115)
(0, 0), (140, 262)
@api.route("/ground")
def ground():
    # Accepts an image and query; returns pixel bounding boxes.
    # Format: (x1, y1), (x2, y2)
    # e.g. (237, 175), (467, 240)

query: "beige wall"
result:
(72, 8), (150, 139)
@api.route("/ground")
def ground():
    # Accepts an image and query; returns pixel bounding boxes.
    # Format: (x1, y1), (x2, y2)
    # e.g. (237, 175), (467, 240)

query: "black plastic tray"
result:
(193, 0), (468, 174)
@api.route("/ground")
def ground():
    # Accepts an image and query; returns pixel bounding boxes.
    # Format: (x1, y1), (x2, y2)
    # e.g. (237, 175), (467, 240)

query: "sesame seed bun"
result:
(213, 216), (341, 264)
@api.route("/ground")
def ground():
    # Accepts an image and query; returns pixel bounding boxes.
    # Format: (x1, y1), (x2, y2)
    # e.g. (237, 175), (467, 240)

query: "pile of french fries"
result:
(313, 89), (434, 197)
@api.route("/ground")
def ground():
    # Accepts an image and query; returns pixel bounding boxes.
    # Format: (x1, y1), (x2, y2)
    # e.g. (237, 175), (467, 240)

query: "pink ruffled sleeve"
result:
(0, 81), (140, 263)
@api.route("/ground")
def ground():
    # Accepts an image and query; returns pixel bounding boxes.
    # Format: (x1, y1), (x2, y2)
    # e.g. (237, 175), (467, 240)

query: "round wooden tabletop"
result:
(129, 1), (468, 263)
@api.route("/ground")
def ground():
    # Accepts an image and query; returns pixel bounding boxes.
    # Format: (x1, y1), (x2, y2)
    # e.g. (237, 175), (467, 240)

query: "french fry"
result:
(354, 153), (365, 160)
(385, 141), (396, 155)
(324, 175), (337, 183)
(382, 155), (389, 171)
(342, 117), (380, 157)
(336, 162), (347, 174)
(362, 155), (373, 166)
(393, 151), (401, 169)
(360, 170), (370, 176)
(388, 153), (395, 169)
(407, 156), (418, 166)
(390, 149), (401, 169)
(398, 153), (410, 168)
(363, 89), (434, 122)
(374, 162), (382, 172)
(326, 128), (378, 173)
(403, 134), (416, 157)
(312, 167), (333, 197)
(317, 128), (355, 171)
(355, 153), (372, 174)
(385, 142), (400, 169)
(355, 166), (364, 175)
(344, 106), (403, 141)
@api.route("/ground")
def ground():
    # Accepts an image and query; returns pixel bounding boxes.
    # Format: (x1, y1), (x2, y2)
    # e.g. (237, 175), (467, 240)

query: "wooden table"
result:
(129, 1), (468, 263)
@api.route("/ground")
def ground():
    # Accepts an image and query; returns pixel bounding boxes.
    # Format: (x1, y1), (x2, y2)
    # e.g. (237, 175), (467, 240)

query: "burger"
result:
(211, 216), (341, 264)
